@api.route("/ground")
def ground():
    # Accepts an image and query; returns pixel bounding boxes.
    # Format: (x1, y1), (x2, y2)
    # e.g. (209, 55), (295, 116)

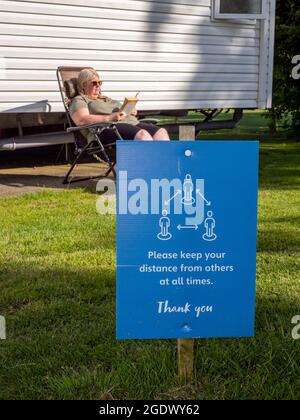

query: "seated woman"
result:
(70, 68), (170, 144)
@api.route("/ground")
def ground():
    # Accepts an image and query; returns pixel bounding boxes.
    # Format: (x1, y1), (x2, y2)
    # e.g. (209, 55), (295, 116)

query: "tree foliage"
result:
(270, 0), (300, 134)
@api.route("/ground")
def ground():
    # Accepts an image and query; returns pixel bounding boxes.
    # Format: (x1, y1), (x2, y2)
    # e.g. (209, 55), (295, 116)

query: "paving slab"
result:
(0, 163), (109, 197)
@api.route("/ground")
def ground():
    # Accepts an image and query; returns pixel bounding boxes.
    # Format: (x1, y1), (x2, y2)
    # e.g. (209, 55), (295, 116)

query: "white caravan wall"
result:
(0, 0), (275, 113)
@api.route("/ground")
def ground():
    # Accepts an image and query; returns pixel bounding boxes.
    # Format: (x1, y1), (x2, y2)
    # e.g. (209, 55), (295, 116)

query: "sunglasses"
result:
(91, 80), (103, 87)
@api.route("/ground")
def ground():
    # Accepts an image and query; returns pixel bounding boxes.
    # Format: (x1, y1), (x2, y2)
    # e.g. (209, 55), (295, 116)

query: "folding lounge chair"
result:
(57, 67), (123, 184)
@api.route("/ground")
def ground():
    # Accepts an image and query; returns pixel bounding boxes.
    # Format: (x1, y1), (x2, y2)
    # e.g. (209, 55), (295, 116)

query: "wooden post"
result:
(179, 125), (196, 142)
(177, 125), (195, 383)
(177, 338), (194, 382)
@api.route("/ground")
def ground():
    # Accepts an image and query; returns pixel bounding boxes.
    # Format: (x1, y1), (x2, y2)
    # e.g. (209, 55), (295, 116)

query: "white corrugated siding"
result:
(0, 0), (274, 113)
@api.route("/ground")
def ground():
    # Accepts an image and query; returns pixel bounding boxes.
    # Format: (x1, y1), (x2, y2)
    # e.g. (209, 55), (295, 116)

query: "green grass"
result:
(0, 111), (299, 400)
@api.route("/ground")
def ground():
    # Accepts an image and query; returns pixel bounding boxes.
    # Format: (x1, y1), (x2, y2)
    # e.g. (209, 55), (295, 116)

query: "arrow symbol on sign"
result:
(196, 189), (211, 206)
(177, 225), (199, 231)
(164, 190), (182, 206)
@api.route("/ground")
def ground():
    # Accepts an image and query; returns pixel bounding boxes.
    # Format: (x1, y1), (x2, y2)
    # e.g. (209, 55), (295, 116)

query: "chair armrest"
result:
(138, 118), (160, 125)
(67, 122), (114, 133)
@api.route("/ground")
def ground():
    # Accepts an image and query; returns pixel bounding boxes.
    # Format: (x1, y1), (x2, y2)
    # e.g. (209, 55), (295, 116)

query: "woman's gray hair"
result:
(77, 68), (100, 95)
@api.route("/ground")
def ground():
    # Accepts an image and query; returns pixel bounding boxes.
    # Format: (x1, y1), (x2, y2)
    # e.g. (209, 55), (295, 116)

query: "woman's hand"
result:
(110, 112), (127, 122)
(130, 108), (138, 117)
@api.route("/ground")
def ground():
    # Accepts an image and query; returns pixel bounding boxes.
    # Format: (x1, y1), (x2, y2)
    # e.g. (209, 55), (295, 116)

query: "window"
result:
(214, 0), (267, 19)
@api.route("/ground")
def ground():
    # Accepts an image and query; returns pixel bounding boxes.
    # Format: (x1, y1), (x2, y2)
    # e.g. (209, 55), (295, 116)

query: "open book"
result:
(119, 93), (139, 114)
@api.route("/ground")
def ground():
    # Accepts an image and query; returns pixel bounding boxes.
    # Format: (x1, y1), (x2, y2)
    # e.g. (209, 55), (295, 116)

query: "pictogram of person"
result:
(202, 210), (217, 241)
(182, 174), (195, 205)
(157, 210), (172, 241)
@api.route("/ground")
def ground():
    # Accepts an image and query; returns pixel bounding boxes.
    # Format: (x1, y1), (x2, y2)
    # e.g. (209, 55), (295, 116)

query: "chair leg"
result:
(62, 142), (90, 184)
(104, 162), (116, 179)
(63, 125), (120, 185)
(63, 145), (116, 185)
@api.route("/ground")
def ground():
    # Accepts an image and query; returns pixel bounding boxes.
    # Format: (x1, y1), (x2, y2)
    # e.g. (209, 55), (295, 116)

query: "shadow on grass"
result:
(0, 260), (299, 399)
(257, 228), (300, 253)
(0, 173), (106, 196)
(259, 142), (300, 190)
(0, 264), (178, 400)
(268, 215), (300, 225)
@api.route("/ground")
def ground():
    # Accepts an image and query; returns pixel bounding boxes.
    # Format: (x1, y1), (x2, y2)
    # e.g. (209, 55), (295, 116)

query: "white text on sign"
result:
(157, 301), (213, 318)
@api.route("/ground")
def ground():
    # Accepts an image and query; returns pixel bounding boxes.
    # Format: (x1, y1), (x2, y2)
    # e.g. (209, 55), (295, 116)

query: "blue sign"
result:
(117, 141), (259, 340)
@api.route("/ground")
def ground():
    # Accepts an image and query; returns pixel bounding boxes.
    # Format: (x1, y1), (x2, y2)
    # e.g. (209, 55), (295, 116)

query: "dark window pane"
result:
(220, 0), (262, 14)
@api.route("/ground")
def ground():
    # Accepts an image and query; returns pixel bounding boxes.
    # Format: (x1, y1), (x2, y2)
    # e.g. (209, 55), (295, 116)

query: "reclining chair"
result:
(57, 67), (123, 184)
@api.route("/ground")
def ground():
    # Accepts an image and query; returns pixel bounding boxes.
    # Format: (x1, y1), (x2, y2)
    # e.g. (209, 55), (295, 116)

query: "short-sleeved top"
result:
(70, 94), (138, 125)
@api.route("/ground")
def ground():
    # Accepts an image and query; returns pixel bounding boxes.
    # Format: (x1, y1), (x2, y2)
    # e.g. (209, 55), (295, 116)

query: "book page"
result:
(120, 96), (139, 114)
(121, 102), (137, 115)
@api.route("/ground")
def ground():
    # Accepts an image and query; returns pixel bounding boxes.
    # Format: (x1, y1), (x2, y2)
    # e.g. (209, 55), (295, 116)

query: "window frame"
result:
(214, 0), (267, 20)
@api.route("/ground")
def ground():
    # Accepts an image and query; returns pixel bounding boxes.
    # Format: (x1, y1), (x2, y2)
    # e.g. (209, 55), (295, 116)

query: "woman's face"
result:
(84, 74), (102, 99)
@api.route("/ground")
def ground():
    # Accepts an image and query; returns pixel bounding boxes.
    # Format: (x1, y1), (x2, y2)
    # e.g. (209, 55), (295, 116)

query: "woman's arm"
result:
(71, 107), (127, 126)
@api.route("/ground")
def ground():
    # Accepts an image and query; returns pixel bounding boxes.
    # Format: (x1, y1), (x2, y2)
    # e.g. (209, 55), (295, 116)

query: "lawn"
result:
(0, 111), (299, 400)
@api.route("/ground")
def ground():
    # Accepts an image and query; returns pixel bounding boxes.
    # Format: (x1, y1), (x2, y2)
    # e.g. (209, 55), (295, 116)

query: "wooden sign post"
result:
(177, 337), (194, 382)
(178, 125), (196, 383)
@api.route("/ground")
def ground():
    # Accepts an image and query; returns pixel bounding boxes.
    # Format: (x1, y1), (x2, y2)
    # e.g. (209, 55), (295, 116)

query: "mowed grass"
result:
(0, 112), (299, 400)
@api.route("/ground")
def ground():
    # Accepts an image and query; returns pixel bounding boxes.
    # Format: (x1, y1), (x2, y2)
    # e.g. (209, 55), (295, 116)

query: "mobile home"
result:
(0, 0), (276, 148)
